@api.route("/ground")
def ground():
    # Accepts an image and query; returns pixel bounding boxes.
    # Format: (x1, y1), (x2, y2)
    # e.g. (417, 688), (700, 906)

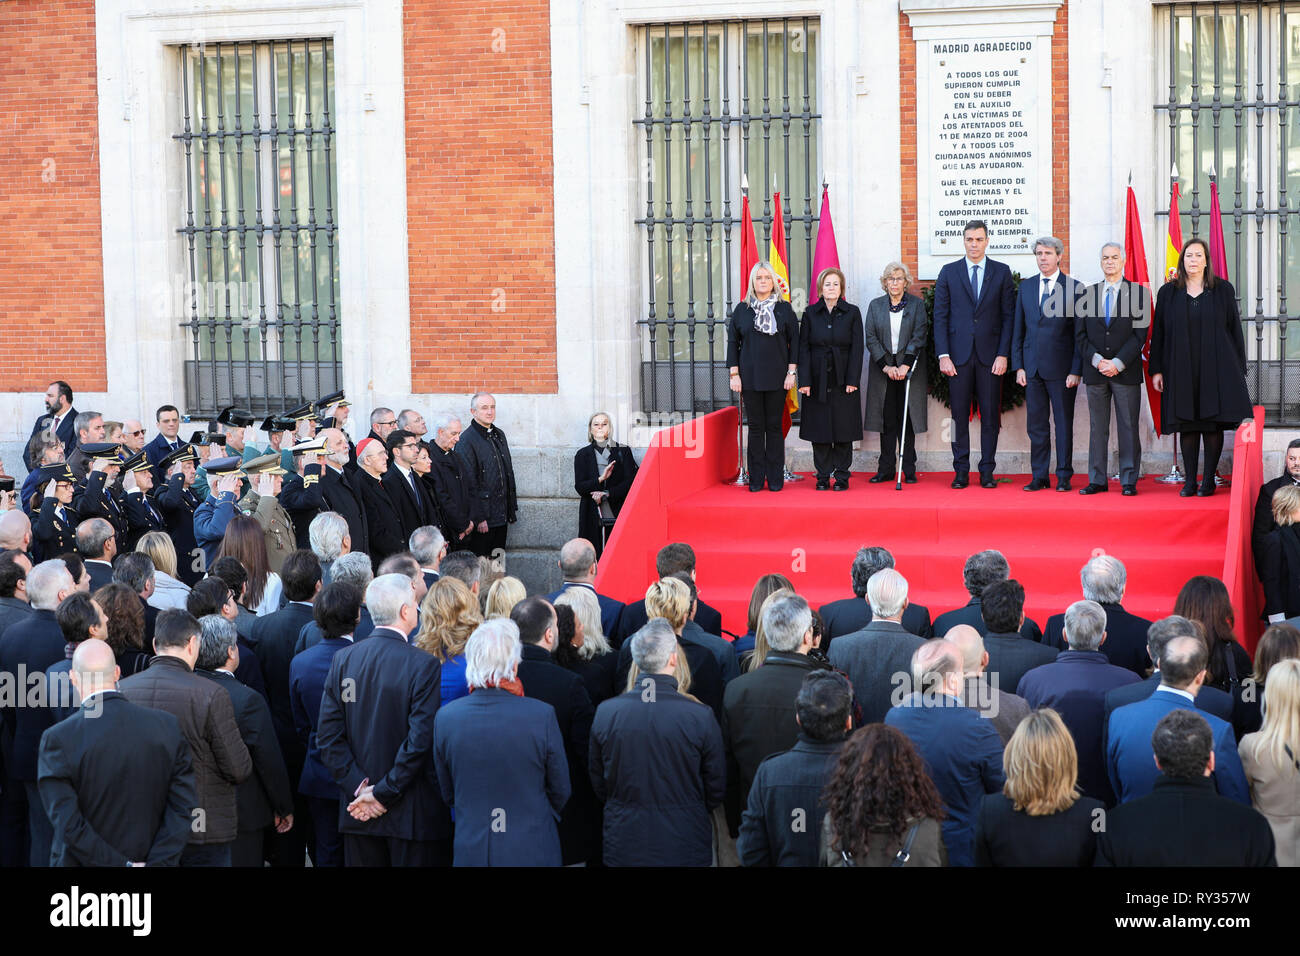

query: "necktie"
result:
(970, 264), (980, 300)
(1040, 277), (1050, 308)
(1105, 287), (1114, 327)
(408, 472), (421, 506)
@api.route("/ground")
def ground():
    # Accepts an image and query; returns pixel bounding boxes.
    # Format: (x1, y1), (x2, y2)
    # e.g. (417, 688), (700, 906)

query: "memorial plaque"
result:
(928, 38), (1042, 255)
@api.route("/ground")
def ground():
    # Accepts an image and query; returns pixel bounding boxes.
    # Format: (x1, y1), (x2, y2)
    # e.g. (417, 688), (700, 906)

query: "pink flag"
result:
(808, 185), (840, 304)
(1209, 179), (1229, 281)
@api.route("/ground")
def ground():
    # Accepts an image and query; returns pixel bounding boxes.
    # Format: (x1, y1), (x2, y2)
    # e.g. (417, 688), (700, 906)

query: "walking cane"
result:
(895, 364), (916, 492)
(731, 396), (749, 487)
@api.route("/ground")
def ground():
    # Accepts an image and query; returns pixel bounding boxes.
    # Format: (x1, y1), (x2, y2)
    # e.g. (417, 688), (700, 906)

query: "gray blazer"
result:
(827, 619), (926, 725)
(863, 293), (929, 434)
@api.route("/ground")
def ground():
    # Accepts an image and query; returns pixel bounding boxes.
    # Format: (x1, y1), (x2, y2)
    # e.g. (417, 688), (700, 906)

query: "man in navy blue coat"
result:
(1011, 236), (1083, 492)
(316, 573), (449, 866)
(932, 219), (1017, 488)
(546, 538), (625, 639)
(22, 381), (77, 471)
(1017, 600), (1141, 805)
(1103, 615), (1234, 730)
(1107, 634), (1248, 805)
(434, 618), (571, 866)
(884, 639), (1005, 866)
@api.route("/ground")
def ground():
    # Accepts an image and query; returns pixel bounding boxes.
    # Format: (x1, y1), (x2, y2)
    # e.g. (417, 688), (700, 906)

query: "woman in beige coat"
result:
(1239, 658), (1300, 865)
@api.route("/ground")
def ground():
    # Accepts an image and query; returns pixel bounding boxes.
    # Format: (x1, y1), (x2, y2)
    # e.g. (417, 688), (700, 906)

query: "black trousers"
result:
(948, 359), (1002, 477)
(267, 791), (311, 866)
(743, 389), (786, 490)
(470, 523), (508, 559)
(343, 833), (452, 867)
(879, 376), (917, 477)
(812, 443), (852, 482)
(2, 771), (30, 867)
(181, 841), (233, 866)
(308, 796), (343, 867)
(232, 828), (267, 868)
(24, 781), (52, 867)
(1024, 373), (1076, 482)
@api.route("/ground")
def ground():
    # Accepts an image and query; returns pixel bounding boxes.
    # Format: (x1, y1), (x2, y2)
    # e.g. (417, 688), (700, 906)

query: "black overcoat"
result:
(574, 442), (639, 556)
(1150, 280), (1252, 431)
(797, 298), (864, 443)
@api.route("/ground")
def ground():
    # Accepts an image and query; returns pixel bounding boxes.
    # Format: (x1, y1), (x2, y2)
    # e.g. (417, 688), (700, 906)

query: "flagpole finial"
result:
(742, 174), (749, 193)
(1170, 162), (1179, 180)
(1128, 169), (1132, 187)
(1209, 162), (1217, 179)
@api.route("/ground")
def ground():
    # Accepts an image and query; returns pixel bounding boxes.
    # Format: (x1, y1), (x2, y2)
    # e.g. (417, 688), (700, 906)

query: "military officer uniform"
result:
(239, 452), (296, 574)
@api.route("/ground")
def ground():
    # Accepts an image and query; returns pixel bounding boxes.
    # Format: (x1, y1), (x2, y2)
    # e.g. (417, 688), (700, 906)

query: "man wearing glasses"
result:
(382, 430), (439, 541)
(121, 419), (149, 456)
(365, 408), (399, 452)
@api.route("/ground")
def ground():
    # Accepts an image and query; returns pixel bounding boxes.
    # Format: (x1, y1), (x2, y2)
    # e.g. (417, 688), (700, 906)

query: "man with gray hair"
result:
(1104, 615), (1234, 725)
(427, 412), (474, 550)
(316, 573), (450, 865)
(721, 593), (829, 836)
(438, 550), (483, 597)
(75, 516), (117, 592)
(932, 549), (1044, 642)
(409, 525), (446, 591)
(1017, 599), (1141, 805)
(545, 537), (626, 639)
(365, 407), (398, 448)
(456, 393), (517, 559)
(397, 409), (428, 438)
(818, 545), (932, 644)
(589, 617), (725, 867)
(945, 624), (1030, 744)
(113, 551), (160, 644)
(828, 568), (926, 724)
(1012, 235), (1083, 492)
(195, 614), (294, 867)
(308, 511), (351, 585)
(294, 551), (377, 654)
(1043, 554), (1152, 675)
(0, 559), (76, 864)
(886, 638), (1005, 867)
(1077, 241), (1150, 497)
(65, 410), (106, 481)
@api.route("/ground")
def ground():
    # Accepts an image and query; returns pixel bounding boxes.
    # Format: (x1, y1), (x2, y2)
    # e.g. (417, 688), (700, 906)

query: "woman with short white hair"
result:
(863, 260), (929, 483)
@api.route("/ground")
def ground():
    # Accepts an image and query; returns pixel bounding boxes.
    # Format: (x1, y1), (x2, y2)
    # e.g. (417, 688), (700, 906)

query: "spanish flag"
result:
(1164, 178), (1183, 283)
(769, 190), (798, 434)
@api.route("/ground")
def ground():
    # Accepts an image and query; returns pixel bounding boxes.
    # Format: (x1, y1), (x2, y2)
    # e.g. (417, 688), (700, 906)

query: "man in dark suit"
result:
(316, 428), (369, 560)
(65, 413), (108, 483)
(510, 597), (595, 865)
(289, 582), (364, 867)
(827, 569), (927, 724)
(456, 392), (518, 559)
(1106, 635), (1248, 806)
(37, 639), (197, 866)
(0, 550), (34, 639)
(0, 559), (76, 865)
(932, 219), (1017, 487)
(75, 519), (117, 594)
(1012, 236), (1083, 492)
(23, 381), (78, 471)
(932, 550), (1044, 642)
(1017, 600), (1141, 805)
(424, 414), (475, 551)
(978, 579), (1057, 695)
(1253, 438), (1300, 567)
(316, 573), (449, 865)
(1076, 242), (1151, 496)
(120, 451), (168, 551)
(196, 615), (294, 867)
(155, 444), (204, 586)
(409, 526), (444, 592)
(1097, 709), (1275, 866)
(143, 404), (185, 477)
(947, 625), (1032, 744)
(546, 538), (625, 639)
(353, 438), (404, 568)
(818, 545), (931, 646)
(1104, 614), (1235, 727)
(247, 549), (321, 864)
(1043, 555), (1152, 674)
(885, 639), (1005, 866)
(612, 542), (723, 645)
(382, 430), (438, 540)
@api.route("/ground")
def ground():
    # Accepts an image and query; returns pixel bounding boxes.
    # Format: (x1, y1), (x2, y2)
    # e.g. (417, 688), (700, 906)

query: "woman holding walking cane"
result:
(864, 262), (929, 483)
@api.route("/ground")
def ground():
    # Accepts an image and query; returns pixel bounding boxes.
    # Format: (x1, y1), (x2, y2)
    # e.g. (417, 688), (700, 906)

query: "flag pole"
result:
(733, 174), (751, 487)
(1156, 163), (1184, 485)
(774, 176), (804, 482)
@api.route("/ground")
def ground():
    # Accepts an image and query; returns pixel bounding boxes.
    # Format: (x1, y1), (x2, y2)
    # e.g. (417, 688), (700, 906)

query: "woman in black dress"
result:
(1150, 238), (1252, 497)
(573, 412), (638, 558)
(727, 263), (799, 492)
(1261, 486), (1300, 623)
(798, 268), (864, 490)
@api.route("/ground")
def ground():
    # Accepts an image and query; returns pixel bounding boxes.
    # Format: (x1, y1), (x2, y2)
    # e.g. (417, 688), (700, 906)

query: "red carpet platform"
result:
(595, 407), (1266, 651)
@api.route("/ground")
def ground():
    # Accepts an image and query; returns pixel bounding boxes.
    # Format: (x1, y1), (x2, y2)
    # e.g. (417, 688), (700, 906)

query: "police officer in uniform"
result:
(156, 443), (204, 585)
(315, 390), (356, 471)
(239, 453), (296, 574)
(120, 450), (168, 551)
(71, 443), (130, 556)
(258, 415), (298, 474)
(31, 464), (78, 561)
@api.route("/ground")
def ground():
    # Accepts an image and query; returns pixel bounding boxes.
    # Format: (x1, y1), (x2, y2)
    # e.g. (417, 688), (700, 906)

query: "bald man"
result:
(945, 624), (1030, 744)
(0, 510), (32, 555)
(545, 537), (626, 638)
(37, 640), (197, 866)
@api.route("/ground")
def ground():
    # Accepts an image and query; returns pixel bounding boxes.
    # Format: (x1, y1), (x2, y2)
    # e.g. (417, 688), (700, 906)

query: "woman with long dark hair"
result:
(574, 412), (638, 557)
(1174, 575), (1254, 703)
(217, 514), (282, 616)
(820, 724), (947, 866)
(1150, 237), (1252, 497)
(93, 582), (152, 676)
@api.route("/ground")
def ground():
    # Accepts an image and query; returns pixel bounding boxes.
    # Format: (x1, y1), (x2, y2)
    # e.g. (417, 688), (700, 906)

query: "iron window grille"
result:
(635, 18), (822, 416)
(174, 38), (341, 419)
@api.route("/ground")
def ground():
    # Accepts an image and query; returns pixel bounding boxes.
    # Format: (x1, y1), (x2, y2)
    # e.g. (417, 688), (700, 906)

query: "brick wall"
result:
(404, 1), (558, 394)
(899, 2), (1070, 279)
(0, 0), (106, 391)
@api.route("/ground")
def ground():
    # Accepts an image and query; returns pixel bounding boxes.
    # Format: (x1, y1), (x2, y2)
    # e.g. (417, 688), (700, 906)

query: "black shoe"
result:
(980, 476), (998, 489)
(904, 474), (918, 484)
(1196, 482), (1216, 497)
(768, 484), (783, 493)
(1056, 479), (1072, 493)
(1078, 483), (1107, 495)
(869, 472), (895, 484)
(749, 485), (764, 493)
(815, 478), (830, 491)
(1180, 482), (1197, 498)
(951, 476), (969, 489)
(1023, 478), (1049, 492)
(1122, 485), (1137, 496)
(833, 480), (849, 492)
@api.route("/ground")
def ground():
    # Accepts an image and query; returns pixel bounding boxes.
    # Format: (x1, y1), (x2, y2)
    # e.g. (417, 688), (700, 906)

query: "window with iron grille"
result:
(1158, 1), (1300, 424)
(635, 19), (821, 415)
(175, 38), (340, 419)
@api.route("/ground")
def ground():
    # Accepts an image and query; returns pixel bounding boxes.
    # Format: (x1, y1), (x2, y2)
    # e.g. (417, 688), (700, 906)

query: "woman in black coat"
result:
(727, 262), (799, 492)
(1260, 485), (1300, 622)
(574, 412), (638, 558)
(864, 262), (930, 483)
(1150, 238), (1252, 497)
(798, 268), (864, 490)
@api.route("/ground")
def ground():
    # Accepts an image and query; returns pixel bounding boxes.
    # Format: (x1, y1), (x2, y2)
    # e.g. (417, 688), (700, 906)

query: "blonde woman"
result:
(555, 587), (617, 706)
(620, 576), (724, 717)
(726, 261), (799, 492)
(575, 412), (639, 557)
(1239, 658), (1300, 865)
(974, 709), (1103, 866)
(137, 531), (192, 610)
(483, 575), (526, 620)
(415, 576), (483, 706)
(1261, 486), (1300, 622)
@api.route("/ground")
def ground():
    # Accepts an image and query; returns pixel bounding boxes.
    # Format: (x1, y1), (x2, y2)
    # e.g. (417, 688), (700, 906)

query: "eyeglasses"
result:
(128, 430), (146, 437)
(376, 420), (397, 427)
(401, 442), (420, 450)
